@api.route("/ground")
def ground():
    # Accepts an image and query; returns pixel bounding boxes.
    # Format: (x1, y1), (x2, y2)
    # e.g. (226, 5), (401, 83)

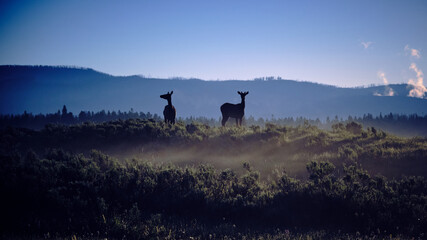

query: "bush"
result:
(345, 121), (363, 135)
(0, 151), (426, 238)
(1, 121), (427, 238)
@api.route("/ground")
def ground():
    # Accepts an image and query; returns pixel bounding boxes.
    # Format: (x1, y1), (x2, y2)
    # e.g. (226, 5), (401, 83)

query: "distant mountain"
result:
(1, 65), (426, 119)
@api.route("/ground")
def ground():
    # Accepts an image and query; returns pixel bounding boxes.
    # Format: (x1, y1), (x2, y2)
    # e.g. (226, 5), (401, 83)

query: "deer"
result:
(160, 91), (176, 124)
(220, 91), (249, 126)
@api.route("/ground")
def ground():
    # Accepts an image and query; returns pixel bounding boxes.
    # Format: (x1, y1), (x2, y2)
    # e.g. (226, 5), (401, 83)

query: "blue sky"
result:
(1, 0), (426, 87)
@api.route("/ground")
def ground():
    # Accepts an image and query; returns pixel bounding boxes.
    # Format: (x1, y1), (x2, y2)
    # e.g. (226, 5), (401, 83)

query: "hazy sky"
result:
(1, 0), (426, 87)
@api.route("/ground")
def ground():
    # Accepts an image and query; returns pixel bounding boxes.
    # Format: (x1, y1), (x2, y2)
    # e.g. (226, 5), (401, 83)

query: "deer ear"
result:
(237, 91), (241, 94)
(246, 91), (249, 95)
(171, 91), (173, 94)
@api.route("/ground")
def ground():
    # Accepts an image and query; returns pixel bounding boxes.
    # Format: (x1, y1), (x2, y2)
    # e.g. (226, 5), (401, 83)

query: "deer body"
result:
(160, 91), (176, 124)
(221, 91), (249, 126)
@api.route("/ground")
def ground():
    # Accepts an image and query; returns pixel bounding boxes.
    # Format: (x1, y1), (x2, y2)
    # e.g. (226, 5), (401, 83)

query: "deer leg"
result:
(235, 118), (238, 126)
(222, 116), (229, 126)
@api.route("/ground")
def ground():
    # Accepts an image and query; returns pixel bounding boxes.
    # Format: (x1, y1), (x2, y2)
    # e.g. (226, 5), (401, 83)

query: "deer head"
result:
(160, 91), (173, 100)
(237, 91), (249, 99)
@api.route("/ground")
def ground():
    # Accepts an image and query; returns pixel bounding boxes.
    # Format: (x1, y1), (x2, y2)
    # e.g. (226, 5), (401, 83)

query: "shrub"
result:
(345, 121), (363, 135)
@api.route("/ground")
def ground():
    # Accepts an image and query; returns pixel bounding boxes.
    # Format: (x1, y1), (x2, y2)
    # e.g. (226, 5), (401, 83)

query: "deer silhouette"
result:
(220, 91), (249, 126)
(160, 91), (176, 124)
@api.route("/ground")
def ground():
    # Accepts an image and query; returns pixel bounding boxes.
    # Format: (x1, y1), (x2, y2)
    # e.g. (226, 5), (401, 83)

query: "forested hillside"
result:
(2, 65), (427, 119)
(2, 66), (427, 239)
(1, 119), (426, 239)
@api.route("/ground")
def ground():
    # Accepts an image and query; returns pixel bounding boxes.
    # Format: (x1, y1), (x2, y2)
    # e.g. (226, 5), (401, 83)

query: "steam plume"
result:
(408, 63), (426, 98)
(361, 41), (373, 49)
(405, 45), (421, 59)
(374, 71), (395, 96)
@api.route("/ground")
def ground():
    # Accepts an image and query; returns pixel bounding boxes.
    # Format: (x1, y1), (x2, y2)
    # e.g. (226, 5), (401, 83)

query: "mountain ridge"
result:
(1, 65), (426, 119)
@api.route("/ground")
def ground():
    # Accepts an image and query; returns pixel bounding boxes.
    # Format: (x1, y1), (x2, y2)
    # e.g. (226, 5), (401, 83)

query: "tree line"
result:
(1, 105), (427, 136)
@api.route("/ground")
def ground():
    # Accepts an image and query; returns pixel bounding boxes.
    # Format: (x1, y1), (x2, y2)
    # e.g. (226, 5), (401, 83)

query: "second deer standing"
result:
(220, 91), (249, 126)
(160, 91), (176, 124)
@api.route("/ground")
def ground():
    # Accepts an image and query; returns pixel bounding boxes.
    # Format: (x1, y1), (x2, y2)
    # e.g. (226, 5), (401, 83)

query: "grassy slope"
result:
(3, 119), (426, 179)
(0, 120), (426, 239)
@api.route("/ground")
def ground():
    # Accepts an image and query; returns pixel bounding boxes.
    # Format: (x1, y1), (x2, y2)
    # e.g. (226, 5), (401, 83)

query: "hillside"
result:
(2, 119), (427, 179)
(1, 65), (427, 119)
(1, 120), (426, 238)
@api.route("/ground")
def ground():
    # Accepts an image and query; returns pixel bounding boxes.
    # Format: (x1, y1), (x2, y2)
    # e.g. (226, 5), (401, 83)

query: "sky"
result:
(1, 0), (427, 87)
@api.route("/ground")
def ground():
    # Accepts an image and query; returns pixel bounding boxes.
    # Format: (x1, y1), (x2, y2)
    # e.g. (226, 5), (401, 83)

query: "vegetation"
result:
(2, 107), (427, 137)
(2, 118), (427, 179)
(0, 118), (426, 239)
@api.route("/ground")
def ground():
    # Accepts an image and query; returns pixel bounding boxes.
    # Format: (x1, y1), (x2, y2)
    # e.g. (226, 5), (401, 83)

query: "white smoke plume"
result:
(408, 63), (426, 98)
(374, 71), (395, 96)
(361, 41), (373, 49)
(405, 45), (421, 59)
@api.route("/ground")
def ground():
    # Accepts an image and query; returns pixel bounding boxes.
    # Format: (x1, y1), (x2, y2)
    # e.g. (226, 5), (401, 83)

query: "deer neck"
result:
(167, 99), (172, 107)
(241, 98), (245, 108)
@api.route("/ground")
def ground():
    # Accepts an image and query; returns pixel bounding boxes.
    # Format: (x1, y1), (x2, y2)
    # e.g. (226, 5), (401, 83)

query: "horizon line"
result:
(0, 64), (410, 89)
